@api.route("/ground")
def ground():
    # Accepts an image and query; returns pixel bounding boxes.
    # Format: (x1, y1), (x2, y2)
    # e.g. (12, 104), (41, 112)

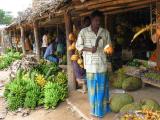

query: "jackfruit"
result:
(122, 77), (142, 91)
(112, 74), (127, 88)
(110, 93), (134, 113)
(141, 99), (160, 111)
(120, 103), (142, 113)
(112, 68), (127, 89)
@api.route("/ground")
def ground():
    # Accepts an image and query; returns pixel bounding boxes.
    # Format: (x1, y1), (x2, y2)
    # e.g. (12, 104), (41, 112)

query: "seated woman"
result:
(44, 41), (59, 63)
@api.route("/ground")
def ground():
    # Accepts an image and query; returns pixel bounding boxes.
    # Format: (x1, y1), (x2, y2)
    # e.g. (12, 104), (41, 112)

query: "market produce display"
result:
(110, 93), (134, 113)
(119, 109), (160, 120)
(141, 99), (160, 111)
(112, 67), (142, 91)
(120, 103), (142, 113)
(122, 77), (142, 91)
(4, 61), (68, 111)
(0, 50), (22, 70)
(144, 72), (160, 80)
(112, 67), (127, 89)
(127, 59), (141, 67)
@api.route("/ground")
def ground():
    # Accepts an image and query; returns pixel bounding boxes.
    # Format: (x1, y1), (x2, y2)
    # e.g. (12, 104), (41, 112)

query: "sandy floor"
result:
(67, 86), (160, 120)
(5, 102), (80, 120)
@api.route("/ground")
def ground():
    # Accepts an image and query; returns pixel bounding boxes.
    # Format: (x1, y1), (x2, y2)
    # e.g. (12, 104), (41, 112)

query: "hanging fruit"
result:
(79, 64), (84, 68)
(71, 54), (79, 61)
(71, 42), (76, 49)
(77, 58), (83, 65)
(69, 33), (76, 41)
(104, 44), (114, 55)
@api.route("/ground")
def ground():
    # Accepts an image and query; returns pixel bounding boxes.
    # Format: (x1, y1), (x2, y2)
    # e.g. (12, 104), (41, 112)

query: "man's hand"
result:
(91, 47), (97, 53)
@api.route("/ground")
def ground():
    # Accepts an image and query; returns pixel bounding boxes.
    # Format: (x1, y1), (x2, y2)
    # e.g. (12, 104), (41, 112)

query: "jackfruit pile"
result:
(110, 93), (134, 113)
(141, 99), (160, 111)
(122, 77), (142, 91)
(110, 93), (160, 114)
(111, 67), (142, 91)
(120, 103), (142, 113)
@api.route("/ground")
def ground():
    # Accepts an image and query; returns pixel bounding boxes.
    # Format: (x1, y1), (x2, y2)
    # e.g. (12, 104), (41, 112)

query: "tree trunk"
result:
(20, 26), (26, 55)
(64, 11), (76, 91)
(33, 21), (41, 60)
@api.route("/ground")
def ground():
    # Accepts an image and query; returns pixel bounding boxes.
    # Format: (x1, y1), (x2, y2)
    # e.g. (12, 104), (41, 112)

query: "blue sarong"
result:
(86, 72), (110, 118)
(46, 55), (59, 63)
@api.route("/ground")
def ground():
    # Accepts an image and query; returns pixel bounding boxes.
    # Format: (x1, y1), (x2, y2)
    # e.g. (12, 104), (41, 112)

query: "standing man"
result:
(76, 10), (111, 118)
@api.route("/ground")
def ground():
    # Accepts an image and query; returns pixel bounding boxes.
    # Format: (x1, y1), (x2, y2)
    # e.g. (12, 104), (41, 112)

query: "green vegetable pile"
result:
(144, 72), (160, 80)
(127, 59), (141, 67)
(0, 49), (22, 70)
(4, 61), (68, 111)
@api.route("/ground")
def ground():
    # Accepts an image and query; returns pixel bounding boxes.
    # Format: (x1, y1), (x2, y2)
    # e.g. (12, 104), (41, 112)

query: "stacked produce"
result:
(110, 93), (160, 120)
(144, 72), (160, 80)
(0, 49), (22, 70)
(110, 93), (134, 113)
(68, 32), (84, 68)
(4, 62), (68, 111)
(119, 109), (160, 120)
(10, 55), (38, 80)
(112, 67), (142, 91)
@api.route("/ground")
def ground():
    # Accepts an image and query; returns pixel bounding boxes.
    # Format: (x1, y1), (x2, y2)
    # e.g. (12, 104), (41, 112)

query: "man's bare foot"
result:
(90, 114), (98, 120)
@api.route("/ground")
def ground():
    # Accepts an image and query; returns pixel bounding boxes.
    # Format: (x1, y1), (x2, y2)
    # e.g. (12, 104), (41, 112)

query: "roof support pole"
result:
(8, 30), (13, 49)
(20, 25), (26, 55)
(156, 1), (160, 68)
(1, 29), (5, 54)
(33, 21), (41, 61)
(64, 11), (76, 91)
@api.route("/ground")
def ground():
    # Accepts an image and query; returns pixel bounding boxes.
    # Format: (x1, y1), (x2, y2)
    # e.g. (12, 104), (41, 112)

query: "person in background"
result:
(44, 40), (59, 63)
(42, 32), (48, 55)
(55, 31), (66, 56)
(83, 16), (91, 28)
(24, 36), (32, 53)
(76, 10), (111, 118)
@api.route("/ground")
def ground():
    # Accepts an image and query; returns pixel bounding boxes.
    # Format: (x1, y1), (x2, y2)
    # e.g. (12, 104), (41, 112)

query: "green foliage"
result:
(110, 93), (134, 113)
(0, 50), (22, 70)
(0, 9), (13, 24)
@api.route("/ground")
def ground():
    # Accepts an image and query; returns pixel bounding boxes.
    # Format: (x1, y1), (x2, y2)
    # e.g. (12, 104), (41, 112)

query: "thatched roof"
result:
(8, 0), (66, 28)
(7, 0), (158, 29)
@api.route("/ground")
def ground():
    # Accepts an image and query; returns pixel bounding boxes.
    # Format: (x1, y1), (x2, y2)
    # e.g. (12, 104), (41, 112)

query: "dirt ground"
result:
(4, 102), (81, 120)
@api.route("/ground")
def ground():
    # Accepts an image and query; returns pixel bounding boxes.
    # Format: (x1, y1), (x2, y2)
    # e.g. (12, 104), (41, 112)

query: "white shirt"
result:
(42, 34), (48, 47)
(76, 26), (111, 73)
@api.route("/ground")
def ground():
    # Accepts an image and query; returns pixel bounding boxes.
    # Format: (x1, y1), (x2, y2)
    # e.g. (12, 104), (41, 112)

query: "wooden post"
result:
(1, 29), (5, 54)
(9, 31), (13, 48)
(157, 2), (160, 68)
(20, 25), (26, 55)
(64, 11), (76, 91)
(33, 21), (41, 60)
